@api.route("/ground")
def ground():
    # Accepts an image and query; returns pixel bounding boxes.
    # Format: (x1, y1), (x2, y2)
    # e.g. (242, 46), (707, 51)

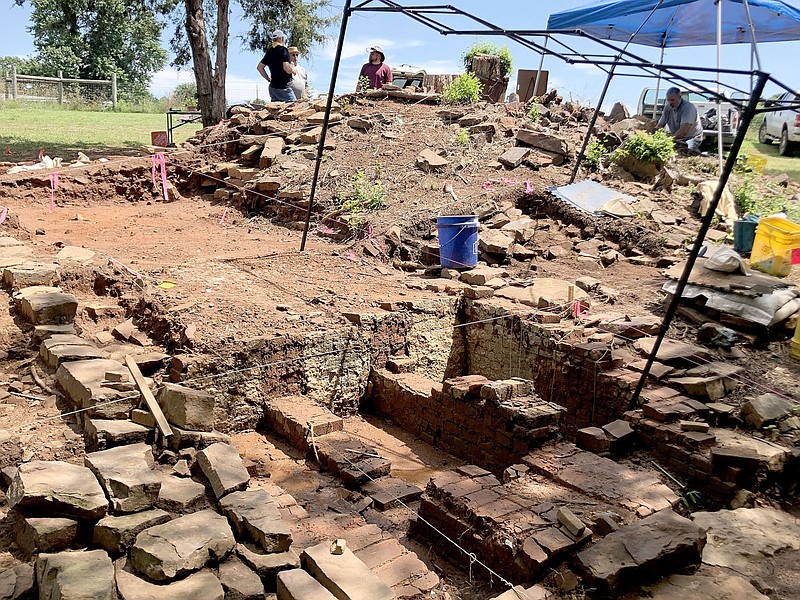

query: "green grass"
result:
(739, 114), (800, 183)
(0, 102), (202, 161)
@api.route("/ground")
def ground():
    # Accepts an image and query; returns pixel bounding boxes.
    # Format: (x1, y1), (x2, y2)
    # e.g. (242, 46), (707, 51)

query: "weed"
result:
(357, 75), (370, 93)
(611, 130), (675, 165)
(527, 103), (540, 123)
(735, 173), (800, 220)
(455, 129), (470, 146)
(584, 139), (609, 170)
(442, 72), (483, 105)
(679, 489), (702, 510)
(336, 171), (387, 217)
(462, 41), (513, 77)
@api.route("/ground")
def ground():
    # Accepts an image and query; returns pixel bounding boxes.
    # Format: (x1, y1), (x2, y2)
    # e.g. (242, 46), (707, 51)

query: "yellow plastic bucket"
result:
(750, 216), (800, 277)
(792, 317), (800, 361)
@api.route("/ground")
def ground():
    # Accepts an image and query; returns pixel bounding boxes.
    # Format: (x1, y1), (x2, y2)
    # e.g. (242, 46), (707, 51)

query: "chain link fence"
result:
(2, 66), (117, 107)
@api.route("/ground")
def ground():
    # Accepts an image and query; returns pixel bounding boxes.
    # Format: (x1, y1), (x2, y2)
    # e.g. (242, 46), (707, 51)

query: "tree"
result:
(162, 0), (335, 126)
(20, 0), (167, 101)
(0, 56), (44, 76)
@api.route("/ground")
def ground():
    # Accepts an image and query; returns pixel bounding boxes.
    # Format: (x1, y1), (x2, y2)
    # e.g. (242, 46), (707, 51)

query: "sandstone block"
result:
(36, 550), (114, 600)
(116, 565), (224, 600)
(218, 556), (265, 600)
(155, 475), (208, 513)
(156, 382), (215, 431)
(219, 488), (291, 553)
(0, 562), (34, 600)
(8, 460), (107, 520)
(416, 149), (448, 172)
(196, 442), (250, 499)
(236, 544), (300, 588)
(741, 393), (793, 429)
(14, 514), (78, 557)
(130, 509), (235, 581)
(40, 334), (105, 368)
(93, 508), (171, 554)
(276, 568), (337, 600)
(85, 418), (150, 452)
(3, 262), (60, 289)
(85, 443), (161, 513)
(13, 286), (78, 324)
(300, 541), (394, 600)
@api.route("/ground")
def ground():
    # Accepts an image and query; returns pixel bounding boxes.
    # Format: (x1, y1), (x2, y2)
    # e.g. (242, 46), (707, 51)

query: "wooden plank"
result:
(125, 354), (172, 438)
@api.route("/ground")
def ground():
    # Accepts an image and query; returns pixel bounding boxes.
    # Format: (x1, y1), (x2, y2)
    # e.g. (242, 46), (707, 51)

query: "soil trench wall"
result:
(463, 300), (638, 437)
(170, 298), (461, 432)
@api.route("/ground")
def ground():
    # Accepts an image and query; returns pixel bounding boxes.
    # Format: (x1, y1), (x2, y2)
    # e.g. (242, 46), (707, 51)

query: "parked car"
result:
(636, 87), (740, 147)
(758, 90), (800, 156)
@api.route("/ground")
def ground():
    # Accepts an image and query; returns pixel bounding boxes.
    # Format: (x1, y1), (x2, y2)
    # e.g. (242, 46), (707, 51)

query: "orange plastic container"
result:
(749, 216), (800, 277)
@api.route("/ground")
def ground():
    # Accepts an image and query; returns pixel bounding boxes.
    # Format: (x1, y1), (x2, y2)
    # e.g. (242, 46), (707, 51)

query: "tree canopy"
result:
(20, 0), (167, 101)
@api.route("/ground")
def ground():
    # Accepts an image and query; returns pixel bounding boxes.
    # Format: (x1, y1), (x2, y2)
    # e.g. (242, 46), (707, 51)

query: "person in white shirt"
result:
(288, 46), (308, 101)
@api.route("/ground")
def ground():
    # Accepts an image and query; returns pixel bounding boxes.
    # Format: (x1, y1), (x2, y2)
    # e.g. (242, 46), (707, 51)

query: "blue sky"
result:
(2, 0), (798, 110)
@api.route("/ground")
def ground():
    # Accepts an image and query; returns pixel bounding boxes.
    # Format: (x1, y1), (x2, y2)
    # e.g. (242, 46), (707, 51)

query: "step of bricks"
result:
(265, 395), (343, 451)
(361, 476), (422, 510)
(313, 432), (392, 487)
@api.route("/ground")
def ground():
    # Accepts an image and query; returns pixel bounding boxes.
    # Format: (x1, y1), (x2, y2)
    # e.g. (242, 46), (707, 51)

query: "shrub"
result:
(611, 130), (675, 165)
(584, 139), (609, 169)
(528, 103), (541, 123)
(462, 41), (513, 77)
(357, 75), (370, 92)
(336, 171), (386, 215)
(442, 72), (483, 105)
(455, 129), (470, 145)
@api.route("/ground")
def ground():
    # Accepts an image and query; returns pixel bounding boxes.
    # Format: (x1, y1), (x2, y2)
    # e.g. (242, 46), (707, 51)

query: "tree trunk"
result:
(212, 0), (229, 123)
(184, 0), (225, 126)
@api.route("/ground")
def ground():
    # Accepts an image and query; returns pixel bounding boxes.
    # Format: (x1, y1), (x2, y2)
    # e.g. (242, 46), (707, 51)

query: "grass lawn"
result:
(738, 114), (800, 183)
(0, 103), (202, 161)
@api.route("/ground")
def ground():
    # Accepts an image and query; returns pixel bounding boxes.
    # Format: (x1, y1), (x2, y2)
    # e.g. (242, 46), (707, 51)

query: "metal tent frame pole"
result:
(630, 70), (769, 407)
(300, 0), (353, 251)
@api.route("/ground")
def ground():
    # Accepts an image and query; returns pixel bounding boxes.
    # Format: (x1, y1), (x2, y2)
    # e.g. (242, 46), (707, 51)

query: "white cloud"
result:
(320, 37), (426, 61)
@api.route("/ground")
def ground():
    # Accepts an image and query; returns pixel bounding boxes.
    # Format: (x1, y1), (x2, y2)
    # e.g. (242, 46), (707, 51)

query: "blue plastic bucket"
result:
(437, 215), (479, 269)
(733, 218), (758, 254)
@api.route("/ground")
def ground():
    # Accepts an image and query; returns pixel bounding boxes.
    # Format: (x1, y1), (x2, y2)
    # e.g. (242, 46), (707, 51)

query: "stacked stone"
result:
(412, 465), (592, 583)
(370, 370), (564, 470)
(194, 98), (344, 227)
(462, 299), (643, 437)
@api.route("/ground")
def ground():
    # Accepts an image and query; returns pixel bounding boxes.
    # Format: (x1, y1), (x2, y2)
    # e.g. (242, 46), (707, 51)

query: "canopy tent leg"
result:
(300, 0), (353, 251)
(743, 0), (762, 96)
(570, 61), (617, 184)
(630, 71), (769, 407)
(533, 36), (549, 99)
(652, 44), (666, 120)
(716, 0), (723, 174)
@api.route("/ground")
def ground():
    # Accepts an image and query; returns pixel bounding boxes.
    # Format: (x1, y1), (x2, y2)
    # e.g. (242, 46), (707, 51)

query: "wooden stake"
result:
(125, 355), (172, 438)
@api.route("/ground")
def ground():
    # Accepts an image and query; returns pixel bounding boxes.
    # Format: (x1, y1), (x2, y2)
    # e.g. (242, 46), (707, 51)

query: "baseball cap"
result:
(368, 45), (385, 62)
(272, 29), (286, 40)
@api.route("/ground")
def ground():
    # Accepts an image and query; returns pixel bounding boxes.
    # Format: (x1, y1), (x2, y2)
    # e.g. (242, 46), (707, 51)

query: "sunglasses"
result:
(290, 53), (299, 56)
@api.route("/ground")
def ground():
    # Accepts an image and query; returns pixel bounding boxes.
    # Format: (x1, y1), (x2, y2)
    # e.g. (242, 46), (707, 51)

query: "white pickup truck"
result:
(758, 90), (800, 156)
(637, 87), (741, 147)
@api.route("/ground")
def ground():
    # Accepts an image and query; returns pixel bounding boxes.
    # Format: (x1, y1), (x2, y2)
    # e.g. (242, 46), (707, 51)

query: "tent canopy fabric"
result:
(547, 0), (800, 47)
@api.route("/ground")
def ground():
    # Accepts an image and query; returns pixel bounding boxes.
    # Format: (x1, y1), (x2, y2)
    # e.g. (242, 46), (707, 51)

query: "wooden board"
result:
(125, 354), (172, 438)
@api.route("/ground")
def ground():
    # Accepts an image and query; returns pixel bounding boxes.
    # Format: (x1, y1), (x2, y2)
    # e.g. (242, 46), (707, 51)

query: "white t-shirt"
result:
(290, 65), (308, 100)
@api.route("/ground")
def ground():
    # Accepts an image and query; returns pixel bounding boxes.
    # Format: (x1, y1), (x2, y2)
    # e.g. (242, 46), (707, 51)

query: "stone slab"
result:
(641, 573), (768, 600)
(116, 564), (224, 600)
(156, 383), (215, 432)
(220, 488), (291, 553)
(301, 541), (394, 600)
(13, 286), (78, 325)
(741, 393), (794, 429)
(85, 418), (150, 452)
(0, 244), (34, 269)
(85, 443), (161, 513)
(218, 556), (265, 600)
(156, 475), (208, 513)
(711, 429), (790, 472)
(236, 544), (300, 589)
(0, 562), (34, 600)
(196, 442), (250, 499)
(40, 334), (105, 369)
(495, 279), (589, 309)
(3, 262), (60, 289)
(691, 507), (800, 570)
(36, 550), (114, 600)
(14, 514), (78, 557)
(277, 568), (337, 600)
(492, 585), (549, 600)
(130, 509), (236, 581)
(93, 508), (171, 554)
(55, 359), (137, 419)
(576, 509), (706, 593)
(8, 460), (108, 520)
(168, 425), (231, 451)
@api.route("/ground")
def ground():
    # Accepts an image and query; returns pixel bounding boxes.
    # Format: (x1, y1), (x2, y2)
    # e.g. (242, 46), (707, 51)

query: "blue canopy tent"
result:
(548, 0), (800, 168)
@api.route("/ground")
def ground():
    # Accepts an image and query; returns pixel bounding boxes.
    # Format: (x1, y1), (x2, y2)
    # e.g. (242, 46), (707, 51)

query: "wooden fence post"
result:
(111, 73), (117, 108)
(57, 70), (63, 104)
(11, 66), (17, 100)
